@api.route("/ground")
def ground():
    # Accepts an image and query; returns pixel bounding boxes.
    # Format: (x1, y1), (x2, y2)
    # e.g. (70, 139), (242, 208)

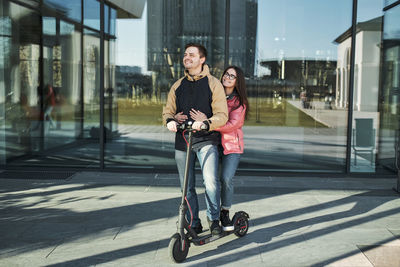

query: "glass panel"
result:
(83, 28), (100, 165)
(0, 2), (8, 165)
(43, 0), (81, 23)
(13, 0), (39, 9)
(103, 6), (116, 36)
(236, 0), (352, 172)
(0, 2), (40, 165)
(40, 19), (86, 167)
(349, 0), (384, 172)
(378, 4), (400, 172)
(104, 0), (225, 169)
(104, 4), (109, 34)
(384, 0), (399, 8)
(104, 38), (117, 145)
(110, 7), (116, 36)
(84, 0), (100, 30)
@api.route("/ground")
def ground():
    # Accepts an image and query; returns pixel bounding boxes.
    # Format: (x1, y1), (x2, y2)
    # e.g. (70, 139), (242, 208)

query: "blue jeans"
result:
(175, 144), (220, 226)
(220, 153), (241, 210)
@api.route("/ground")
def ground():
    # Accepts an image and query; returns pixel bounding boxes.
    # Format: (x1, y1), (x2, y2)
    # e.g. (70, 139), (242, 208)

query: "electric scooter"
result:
(168, 121), (250, 263)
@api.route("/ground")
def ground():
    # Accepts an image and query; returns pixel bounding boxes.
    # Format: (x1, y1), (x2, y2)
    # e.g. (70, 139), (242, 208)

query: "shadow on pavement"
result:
(1, 178), (399, 266)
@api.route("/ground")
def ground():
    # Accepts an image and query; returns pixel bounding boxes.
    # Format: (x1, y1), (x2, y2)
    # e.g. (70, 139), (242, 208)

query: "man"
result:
(163, 43), (228, 235)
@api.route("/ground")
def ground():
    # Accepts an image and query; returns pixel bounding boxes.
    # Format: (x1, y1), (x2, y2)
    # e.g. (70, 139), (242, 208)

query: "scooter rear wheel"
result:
(168, 233), (189, 263)
(234, 214), (249, 237)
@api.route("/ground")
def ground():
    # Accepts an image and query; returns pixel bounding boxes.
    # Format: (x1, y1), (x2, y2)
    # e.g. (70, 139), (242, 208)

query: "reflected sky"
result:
(116, 0), (385, 71)
(383, 3), (400, 39)
(43, 0), (81, 23)
(257, 0), (383, 60)
(256, 0), (352, 61)
(358, 0), (384, 22)
(116, 3), (147, 68)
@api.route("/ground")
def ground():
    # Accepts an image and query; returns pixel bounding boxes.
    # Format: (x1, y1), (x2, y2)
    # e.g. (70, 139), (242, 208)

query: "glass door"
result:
(378, 3), (400, 173)
(349, 0), (384, 172)
(237, 0), (352, 172)
(0, 2), (40, 165)
(104, 1), (227, 170)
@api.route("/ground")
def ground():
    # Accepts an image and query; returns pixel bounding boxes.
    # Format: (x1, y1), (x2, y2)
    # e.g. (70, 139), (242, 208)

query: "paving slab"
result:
(358, 240), (400, 267)
(0, 172), (399, 266)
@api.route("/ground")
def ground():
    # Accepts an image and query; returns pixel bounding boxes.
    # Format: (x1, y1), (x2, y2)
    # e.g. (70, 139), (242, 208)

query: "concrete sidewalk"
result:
(0, 171), (399, 266)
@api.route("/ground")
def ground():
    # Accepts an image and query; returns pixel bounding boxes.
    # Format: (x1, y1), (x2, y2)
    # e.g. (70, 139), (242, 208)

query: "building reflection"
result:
(146, 0), (257, 103)
(1, 0), (400, 176)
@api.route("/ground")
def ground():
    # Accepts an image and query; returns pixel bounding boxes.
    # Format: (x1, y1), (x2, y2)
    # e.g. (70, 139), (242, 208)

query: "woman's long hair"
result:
(221, 66), (249, 119)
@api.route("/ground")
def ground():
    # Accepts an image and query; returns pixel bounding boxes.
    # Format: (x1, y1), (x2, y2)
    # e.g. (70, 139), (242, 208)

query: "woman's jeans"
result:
(175, 144), (220, 226)
(220, 153), (241, 210)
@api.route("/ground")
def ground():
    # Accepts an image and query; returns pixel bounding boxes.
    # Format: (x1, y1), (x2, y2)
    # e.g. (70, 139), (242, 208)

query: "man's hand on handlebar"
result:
(167, 120), (178, 132)
(190, 109), (208, 131)
(192, 121), (206, 130)
(167, 119), (207, 132)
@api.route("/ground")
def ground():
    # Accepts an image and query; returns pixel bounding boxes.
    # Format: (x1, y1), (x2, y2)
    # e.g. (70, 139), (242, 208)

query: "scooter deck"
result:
(191, 230), (233, 246)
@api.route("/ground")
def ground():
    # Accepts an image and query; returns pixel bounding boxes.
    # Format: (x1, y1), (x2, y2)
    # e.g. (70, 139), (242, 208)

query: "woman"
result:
(190, 66), (249, 231)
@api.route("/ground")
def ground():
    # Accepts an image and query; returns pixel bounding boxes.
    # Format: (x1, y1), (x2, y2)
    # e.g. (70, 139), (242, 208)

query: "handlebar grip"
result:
(177, 123), (185, 130)
(177, 122), (207, 131)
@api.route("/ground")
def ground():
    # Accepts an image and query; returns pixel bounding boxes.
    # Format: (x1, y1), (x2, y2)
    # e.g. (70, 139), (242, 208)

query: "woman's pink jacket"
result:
(215, 96), (246, 155)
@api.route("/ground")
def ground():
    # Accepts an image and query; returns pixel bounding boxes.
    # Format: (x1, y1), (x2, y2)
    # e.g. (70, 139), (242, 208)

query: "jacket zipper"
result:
(237, 133), (241, 151)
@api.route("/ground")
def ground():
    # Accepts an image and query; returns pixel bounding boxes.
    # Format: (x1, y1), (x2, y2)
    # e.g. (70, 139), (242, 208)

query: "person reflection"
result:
(14, 92), (40, 151)
(14, 93), (32, 144)
(44, 83), (56, 129)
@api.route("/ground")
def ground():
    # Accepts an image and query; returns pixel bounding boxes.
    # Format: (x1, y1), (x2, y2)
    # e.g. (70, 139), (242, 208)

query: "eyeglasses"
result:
(223, 72), (237, 80)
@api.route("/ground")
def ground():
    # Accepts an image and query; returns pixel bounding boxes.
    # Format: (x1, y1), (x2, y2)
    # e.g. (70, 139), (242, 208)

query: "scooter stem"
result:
(178, 129), (193, 248)
(181, 130), (193, 204)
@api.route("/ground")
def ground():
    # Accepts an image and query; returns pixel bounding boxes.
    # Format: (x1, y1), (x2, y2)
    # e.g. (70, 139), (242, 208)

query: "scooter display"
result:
(168, 122), (249, 263)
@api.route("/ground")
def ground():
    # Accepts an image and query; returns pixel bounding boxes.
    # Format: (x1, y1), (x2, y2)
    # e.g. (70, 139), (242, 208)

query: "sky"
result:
(116, 0), (384, 72)
(256, 0), (383, 60)
(116, 3), (147, 68)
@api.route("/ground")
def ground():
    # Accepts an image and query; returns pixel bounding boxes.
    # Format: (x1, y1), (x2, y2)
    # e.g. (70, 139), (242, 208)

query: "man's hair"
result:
(184, 43), (207, 59)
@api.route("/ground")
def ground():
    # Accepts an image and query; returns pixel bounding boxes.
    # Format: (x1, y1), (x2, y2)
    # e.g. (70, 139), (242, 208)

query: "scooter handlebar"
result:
(177, 121), (208, 131)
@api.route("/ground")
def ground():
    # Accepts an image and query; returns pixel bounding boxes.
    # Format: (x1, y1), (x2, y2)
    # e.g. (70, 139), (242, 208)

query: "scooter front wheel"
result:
(233, 213), (249, 237)
(168, 233), (189, 263)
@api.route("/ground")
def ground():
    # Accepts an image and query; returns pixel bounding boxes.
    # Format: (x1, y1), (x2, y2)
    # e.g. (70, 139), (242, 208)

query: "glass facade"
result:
(43, 0), (81, 23)
(42, 17), (84, 164)
(1, 1), (41, 164)
(235, 0), (351, 172)
(349, 0), (384, 172)
(379, 3), (400, 172)
(0, 0), (399, 176)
